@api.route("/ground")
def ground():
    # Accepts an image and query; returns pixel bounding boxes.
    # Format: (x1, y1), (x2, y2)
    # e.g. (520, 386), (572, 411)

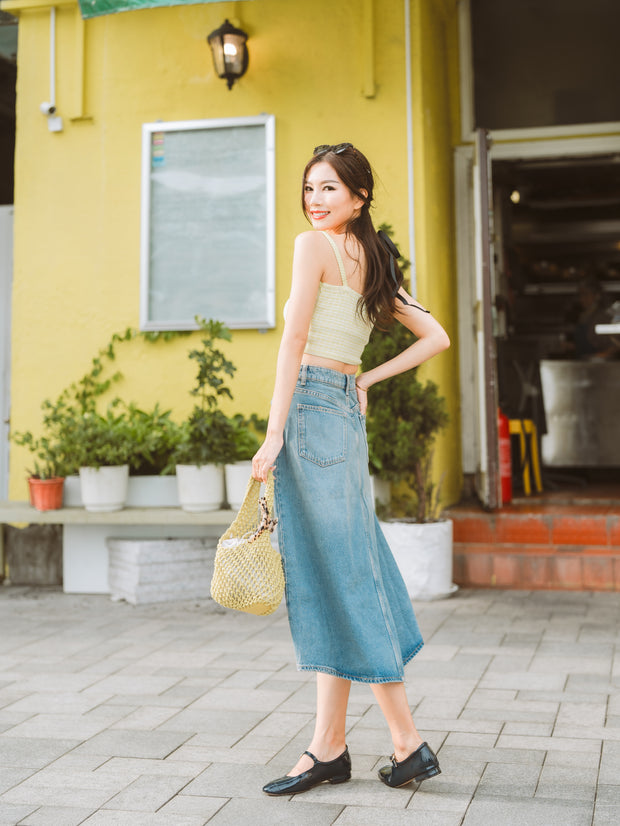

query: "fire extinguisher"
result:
(498, 408), (512, 505)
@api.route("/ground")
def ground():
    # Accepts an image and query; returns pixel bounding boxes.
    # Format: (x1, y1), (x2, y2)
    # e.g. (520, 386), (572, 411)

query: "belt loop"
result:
(300, 364), (307, 385)
(346, 373), (354, 393)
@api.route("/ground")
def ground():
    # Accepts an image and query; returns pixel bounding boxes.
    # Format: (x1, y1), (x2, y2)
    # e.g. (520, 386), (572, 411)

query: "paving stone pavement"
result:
(0, 586), (619, 825)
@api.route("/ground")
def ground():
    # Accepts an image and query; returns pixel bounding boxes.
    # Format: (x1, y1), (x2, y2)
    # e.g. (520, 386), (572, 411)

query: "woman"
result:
(252, 143), (450, 795)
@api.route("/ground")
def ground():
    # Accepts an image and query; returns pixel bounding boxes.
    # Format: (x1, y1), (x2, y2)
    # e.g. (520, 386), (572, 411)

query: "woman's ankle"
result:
(393, 735), (424, 762)
(307, 737), (347, 763)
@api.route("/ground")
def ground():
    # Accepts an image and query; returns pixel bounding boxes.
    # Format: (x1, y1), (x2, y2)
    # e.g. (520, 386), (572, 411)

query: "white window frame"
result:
(140, 114), (275, 331)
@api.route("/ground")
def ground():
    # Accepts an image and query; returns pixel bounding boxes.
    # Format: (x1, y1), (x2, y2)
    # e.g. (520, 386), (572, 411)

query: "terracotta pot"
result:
(28, 477), (65, 511)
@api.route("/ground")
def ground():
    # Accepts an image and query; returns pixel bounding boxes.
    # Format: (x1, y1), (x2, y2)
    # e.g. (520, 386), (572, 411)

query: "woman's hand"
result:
(355, 376), (369, 415)
(252, 433), (284, 482)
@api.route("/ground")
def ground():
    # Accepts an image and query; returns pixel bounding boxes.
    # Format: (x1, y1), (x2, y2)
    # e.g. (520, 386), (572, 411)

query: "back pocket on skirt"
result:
(297, 404), (347, 467)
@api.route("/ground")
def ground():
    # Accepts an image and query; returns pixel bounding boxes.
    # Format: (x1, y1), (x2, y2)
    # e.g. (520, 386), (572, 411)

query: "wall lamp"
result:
(207, 19), (249, 90)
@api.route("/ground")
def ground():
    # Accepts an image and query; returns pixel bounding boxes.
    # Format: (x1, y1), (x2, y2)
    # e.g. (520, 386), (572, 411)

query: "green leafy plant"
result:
(229, 413), (267, 462)
(173, 318), (239, 467)
(361, 225), (449, 523)
(12, 327), (188, 479)
(11, 431), (68, 480)
(123, 404), (183, 476)
(67, 405), (135, 469)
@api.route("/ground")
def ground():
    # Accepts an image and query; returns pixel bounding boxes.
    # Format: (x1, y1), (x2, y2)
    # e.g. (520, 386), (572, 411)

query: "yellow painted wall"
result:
(410, 0), (462, 505)
(7, 0), (462, 503)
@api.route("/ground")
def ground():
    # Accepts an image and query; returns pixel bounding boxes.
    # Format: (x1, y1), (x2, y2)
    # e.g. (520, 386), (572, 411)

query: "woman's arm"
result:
(252, 232), (325, 481)
(355, 287), (450, 414)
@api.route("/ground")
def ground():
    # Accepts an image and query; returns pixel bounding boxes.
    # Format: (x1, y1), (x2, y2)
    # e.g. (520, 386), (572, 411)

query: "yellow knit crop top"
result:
(302, 232), (373, 365)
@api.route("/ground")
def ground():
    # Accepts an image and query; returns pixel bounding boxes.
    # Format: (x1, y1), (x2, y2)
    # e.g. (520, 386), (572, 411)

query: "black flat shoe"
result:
(262, 747), (351, 796)
(378, 742), (441, 788)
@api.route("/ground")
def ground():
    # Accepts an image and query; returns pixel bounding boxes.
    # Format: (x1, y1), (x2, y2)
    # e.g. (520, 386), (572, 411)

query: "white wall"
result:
(0, 206), (13, 500)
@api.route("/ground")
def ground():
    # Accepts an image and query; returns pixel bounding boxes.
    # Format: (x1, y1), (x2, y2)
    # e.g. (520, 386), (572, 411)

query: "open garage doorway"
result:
(456, 137), (620, 507)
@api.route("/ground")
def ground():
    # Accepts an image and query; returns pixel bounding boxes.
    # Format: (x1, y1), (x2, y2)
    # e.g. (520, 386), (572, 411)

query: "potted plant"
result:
(68, 405), (134, 512)
(174, 319), (238, 512)
(11, 430), (68, 511)
(224, 413), (266, 510)
(123, 403), (183, 507)
(361, 227), (454, 600)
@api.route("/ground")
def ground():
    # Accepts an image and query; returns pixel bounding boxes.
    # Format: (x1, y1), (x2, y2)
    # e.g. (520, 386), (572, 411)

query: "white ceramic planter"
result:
(379, 518), (456, 601)
(79, 465), (129, 513)
(65, 474), (179, 508)
(369, 476), (391, 511)
(126, 475), (179, 508)
(176, 464), (224, 512)
(224, 461), (253, 511)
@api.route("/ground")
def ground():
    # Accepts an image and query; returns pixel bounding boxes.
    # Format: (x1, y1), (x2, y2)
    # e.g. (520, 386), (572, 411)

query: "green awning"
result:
(78, 0), (252, 20)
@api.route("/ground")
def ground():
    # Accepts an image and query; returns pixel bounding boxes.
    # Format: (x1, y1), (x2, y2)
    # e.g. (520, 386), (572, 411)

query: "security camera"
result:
(39, 102), (56, 116)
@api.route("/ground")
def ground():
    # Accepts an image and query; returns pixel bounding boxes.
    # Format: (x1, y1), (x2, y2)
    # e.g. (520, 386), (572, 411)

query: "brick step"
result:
(453, 541), (620, 591)
(449, 506), (620, 547)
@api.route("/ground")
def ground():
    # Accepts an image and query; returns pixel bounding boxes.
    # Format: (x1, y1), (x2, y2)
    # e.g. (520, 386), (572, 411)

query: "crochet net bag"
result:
(211, 472), (284, 615)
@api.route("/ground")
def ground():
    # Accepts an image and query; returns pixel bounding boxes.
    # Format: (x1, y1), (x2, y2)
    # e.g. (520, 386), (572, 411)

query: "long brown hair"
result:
(301, 144), (402, 328)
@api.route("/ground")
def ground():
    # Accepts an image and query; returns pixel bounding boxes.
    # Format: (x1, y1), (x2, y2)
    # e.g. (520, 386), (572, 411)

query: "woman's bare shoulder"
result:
(294, 230), (327, 251)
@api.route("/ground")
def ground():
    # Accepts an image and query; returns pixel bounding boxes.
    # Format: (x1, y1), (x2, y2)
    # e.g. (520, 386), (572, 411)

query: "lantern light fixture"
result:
(207, 19), (249, 90)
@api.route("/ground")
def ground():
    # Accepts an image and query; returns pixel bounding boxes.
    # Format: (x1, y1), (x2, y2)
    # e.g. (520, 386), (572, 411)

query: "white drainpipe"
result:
(404, 0), (416, 294)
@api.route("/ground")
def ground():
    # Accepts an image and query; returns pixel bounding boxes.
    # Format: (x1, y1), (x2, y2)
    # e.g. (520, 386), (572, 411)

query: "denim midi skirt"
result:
(274, 365), (424, 684)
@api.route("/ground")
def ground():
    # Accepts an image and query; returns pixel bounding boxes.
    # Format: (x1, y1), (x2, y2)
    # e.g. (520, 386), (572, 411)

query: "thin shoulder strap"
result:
(320, 231), (348, 286)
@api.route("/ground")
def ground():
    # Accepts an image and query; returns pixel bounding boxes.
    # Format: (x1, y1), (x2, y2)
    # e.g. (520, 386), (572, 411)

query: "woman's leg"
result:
(288, 672), (351, 776)
(371, 681), (423, 761)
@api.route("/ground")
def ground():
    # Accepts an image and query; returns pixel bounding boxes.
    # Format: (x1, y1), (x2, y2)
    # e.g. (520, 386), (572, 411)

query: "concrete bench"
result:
(0, 502), (232, 595)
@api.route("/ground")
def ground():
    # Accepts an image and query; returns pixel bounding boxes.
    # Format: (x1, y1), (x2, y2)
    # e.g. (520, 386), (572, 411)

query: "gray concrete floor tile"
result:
(466, 688), (517, 705)
(158, 793), (227, 819)
(444, 732), (498, 748)
(0, 804), (38, 824)
(335, 805), (463, 825)
(566, 674), (617, 692)
(207, 797), (343, 825)
(593, 784), (620, 825)
(159, 708), (265, 742)
(0, 738), (80, 769)
(108, 706), (180, 730)
(80, 812), (207, 825)
(496, 733), (602, 753)
(501, 721), (554, 736)
(0, 768), (36, 795)
(94, 758), (207, 778)
(518, 689), (608, 703)
(463, 797), (594, 825)
(598, 741), (620, 785)
(4, 714), (113, 741)
(4, 693), (111, 715)
(476, 761), (541, 797)
(460, 706), (556, 726)
(71, 729), (193, 759)
(535, 764), (597, 803)
(439, 744), (546, 766)
(182, 761), (277, 799)
(406, 788), (471, 815)
(553, 725), (620, 742)
(19, 805), (97, 825)
(297, 776), (412, 808)
(479, 672), (568, 691)
(418, 760), (484, 796)
(189, 686), (292, 713)
(102, 774), (194, 812)
(543, 749), (601, 769)
(0, 588), (618, 823)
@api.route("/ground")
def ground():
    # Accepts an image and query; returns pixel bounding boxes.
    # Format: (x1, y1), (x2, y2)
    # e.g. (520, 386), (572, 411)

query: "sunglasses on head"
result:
(313, 143), (354, 156)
